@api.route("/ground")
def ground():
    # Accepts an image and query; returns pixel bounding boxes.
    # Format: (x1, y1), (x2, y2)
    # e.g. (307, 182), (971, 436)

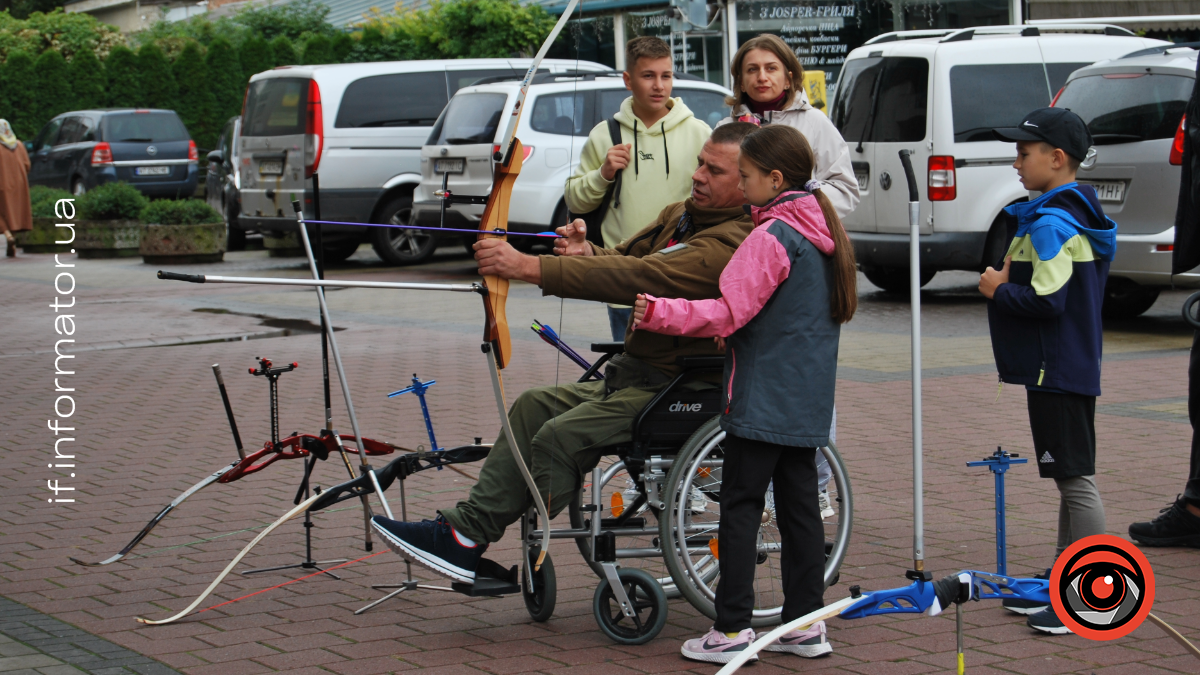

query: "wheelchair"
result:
(517, 343), (854, 645)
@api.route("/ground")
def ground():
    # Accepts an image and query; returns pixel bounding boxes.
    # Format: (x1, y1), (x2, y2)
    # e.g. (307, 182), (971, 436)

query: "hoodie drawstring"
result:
(661, 122), (669, 176)
(633, 119), (638, 176)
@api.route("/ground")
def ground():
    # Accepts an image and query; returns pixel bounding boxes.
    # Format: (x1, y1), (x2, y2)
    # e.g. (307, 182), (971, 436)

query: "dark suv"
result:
(26, 109), (199, 198)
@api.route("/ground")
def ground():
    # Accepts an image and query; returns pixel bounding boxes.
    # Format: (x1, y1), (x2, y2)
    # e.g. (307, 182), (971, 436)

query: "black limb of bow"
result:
(308, 443), (491, 513)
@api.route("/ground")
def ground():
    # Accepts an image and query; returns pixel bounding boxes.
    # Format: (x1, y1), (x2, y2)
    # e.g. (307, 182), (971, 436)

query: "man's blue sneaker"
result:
(1027, 606), (1072, 635)
(371, 514), (487, 584)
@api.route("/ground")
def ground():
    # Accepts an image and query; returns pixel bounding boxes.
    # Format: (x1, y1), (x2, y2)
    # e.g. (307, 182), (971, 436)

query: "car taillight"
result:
(1050, 87), (1064, 107)
(928, 155), (956, 201)
(91, 142), (112, 165)
(304, 79), (323, 178)
(188, 140), (198, 162)
(523, 146), (534, 162)
(1170, 114), (1186, 166)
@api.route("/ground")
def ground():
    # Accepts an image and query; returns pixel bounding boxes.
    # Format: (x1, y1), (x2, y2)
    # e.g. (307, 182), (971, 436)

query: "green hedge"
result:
(78, 182), (149, 220)
(140, 199), (222, 225)
(29, 185), (73, 219)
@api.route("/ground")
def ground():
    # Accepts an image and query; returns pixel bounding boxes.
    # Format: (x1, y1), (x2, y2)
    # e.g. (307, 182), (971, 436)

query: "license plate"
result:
(1082, 180), (1125, 203)
(855, 170), (869, 191)
(259, 160), (283, 175)
(435, 158), (465, 174)
(136, 166), (170, 176)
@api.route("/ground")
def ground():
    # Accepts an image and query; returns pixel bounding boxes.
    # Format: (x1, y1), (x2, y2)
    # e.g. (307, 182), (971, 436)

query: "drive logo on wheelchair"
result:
(1050, 534), (1155, 640)
(668, 401), (705, 413)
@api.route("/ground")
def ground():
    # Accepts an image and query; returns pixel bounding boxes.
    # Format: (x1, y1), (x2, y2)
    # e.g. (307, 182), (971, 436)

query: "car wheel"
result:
(370, 194), (436, 265)
(863, 266), (936, 294)
(71, 179), (86, 196)
(1102, 278), (1160, 320)
(322, 238), (362, 264)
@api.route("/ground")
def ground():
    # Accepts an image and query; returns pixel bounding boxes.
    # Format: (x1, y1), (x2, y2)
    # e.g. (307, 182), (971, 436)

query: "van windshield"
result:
(102, 113), (189, 142)
(243, 78), (308, 137)
(1054, 73), (1192, 144)
(427, 93), (508, 145)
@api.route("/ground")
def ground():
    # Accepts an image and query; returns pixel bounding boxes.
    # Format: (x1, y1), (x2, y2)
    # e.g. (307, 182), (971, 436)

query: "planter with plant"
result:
(75, 182), (150, 258)
(139, 199), (226, 264)
(20, 186), (77, 253)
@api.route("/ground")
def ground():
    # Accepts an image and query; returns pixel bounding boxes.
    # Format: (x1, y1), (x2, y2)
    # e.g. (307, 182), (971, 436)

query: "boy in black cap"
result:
(979, 107), (1118, 635)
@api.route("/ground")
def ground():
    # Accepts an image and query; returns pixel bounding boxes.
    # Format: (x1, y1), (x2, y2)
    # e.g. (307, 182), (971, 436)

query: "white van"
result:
(237, 58), (607, 263)
(828, 25), (1166, 292)
(408, 71), (731, 262)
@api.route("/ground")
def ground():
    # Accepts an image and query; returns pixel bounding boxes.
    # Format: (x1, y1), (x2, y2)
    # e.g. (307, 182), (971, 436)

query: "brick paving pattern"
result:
(3, 248), (1199, 674)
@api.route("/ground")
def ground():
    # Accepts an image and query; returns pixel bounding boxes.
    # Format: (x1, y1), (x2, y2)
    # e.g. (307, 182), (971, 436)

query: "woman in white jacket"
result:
(717, 34), (860, 219)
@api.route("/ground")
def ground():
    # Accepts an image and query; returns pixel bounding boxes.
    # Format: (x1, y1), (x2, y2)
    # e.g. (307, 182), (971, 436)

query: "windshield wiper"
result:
(115, 137), (154, 142)
(1091, 133), (1144, 144)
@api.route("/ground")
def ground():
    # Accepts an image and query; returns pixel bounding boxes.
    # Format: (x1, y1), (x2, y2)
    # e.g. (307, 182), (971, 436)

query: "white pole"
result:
(726, 0), (738, 88)
(614, 11), (626, 71)
(1011, 0), (1023, 25)
(900, 150), (924, 572)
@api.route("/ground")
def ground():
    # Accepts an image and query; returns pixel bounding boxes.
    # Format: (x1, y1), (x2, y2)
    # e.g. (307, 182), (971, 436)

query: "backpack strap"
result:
(607, 116), (623, 208)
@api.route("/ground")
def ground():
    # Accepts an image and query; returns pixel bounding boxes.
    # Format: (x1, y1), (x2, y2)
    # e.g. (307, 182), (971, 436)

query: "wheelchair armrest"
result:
(590, 342), (625, 354)
(677, 356), (725, 371)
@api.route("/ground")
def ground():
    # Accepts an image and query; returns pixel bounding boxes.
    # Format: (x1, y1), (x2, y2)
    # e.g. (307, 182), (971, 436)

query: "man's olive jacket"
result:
(540, 198), (753, 376)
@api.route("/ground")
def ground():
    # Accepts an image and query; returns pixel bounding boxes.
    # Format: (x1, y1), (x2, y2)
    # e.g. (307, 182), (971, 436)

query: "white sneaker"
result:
(818, 490), (835, 519)
(766, 620), (833, 658)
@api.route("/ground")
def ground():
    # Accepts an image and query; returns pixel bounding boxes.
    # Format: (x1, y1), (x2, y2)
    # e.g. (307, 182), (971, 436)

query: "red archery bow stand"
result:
(237, 356), (349, 579)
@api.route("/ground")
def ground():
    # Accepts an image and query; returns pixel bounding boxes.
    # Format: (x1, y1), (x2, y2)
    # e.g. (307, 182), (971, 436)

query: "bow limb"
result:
(484, 345), (551, 569)
(71, 463), (237, 567)
(135, 491), (324, 625)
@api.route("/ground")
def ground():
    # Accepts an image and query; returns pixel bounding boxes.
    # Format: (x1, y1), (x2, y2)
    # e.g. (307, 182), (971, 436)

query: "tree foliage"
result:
(361, 0), (559, 59)
(0, 8), (123, 63)
(68, 45), (105, 110)
(237, 0), (337, 44)
(138, 42), (178, 110)
(173, 41), (216, 149)
(238, 35), (273, 87)
(105, 46), (141, 108)
(205, 38), (243, 127)
(0, 50), (37, 138)
(33, 49), (70, 128)
(270, 35), (298, 67)
(302, 34), (334, 65)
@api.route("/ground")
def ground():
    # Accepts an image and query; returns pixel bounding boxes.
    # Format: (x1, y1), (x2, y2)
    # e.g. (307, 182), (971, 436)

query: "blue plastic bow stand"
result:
(388, 374), (442, 464)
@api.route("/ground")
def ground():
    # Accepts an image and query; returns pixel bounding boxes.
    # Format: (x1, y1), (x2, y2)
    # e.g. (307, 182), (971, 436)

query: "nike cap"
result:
(993, 107), (1092, 162)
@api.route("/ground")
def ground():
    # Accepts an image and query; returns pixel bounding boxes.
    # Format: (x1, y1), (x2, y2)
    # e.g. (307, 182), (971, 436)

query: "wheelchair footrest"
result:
(600, 517), (645, 529)
(449, 558), (521, 597)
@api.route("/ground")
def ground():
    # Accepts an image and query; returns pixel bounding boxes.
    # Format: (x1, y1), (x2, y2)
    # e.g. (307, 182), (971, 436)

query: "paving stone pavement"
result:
(3, 247), (1200, 674)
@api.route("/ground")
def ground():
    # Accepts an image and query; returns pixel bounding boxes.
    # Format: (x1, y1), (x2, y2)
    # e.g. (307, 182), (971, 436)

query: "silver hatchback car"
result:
(1055, 44), (1200, 318)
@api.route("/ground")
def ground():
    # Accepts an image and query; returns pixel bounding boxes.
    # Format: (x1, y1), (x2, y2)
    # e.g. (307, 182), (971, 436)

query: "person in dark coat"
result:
(0, 119), (33, 258)
(1128, 55), (1200, 549)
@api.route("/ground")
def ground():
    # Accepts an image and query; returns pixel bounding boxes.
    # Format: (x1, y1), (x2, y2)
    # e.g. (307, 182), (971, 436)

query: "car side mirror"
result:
(206, 150), (223, 164)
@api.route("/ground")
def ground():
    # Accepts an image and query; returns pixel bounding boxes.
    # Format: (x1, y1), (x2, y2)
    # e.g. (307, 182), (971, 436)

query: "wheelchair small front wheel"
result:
(592, 568), (668, 645)
(522, 548), (556, 622)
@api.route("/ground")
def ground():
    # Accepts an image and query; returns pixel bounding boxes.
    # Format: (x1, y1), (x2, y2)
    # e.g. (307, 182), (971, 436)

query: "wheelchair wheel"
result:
(522, 547), (556, 623)
(569, 461), (681, 597)
(659, 416), (853, 628)
(592, 568), (668, 645)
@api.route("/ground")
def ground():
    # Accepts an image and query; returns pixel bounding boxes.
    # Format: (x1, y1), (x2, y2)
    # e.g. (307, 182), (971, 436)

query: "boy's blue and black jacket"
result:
(986, 183), (1117, 397)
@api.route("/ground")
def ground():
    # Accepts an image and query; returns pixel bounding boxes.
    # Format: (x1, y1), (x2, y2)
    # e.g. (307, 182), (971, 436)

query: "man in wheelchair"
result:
(371, 122), (760, 583)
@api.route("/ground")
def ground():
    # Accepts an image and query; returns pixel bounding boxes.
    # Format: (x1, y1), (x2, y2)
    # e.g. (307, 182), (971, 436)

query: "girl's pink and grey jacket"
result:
(639, 190), (840, 448)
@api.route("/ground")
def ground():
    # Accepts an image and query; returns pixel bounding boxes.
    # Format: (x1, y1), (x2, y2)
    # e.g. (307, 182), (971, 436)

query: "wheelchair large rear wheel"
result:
(659, 416), (853, 628)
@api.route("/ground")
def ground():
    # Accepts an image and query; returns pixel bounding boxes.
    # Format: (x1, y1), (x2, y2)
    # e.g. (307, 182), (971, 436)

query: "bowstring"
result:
(546, 4), (586, 527)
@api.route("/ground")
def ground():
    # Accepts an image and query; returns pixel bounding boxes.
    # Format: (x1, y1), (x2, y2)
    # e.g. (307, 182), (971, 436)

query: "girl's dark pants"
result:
(714, 434), (824, 632)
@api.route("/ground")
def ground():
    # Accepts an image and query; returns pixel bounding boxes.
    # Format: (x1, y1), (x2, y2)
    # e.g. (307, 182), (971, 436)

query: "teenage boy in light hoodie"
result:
(565, 36), (713, 340)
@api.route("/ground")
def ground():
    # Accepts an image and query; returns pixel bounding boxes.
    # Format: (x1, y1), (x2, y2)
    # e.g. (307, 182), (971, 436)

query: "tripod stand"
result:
(239, 357), (346, 578)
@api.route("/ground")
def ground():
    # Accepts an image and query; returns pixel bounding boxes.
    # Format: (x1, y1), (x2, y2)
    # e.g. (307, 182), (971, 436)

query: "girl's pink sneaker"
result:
(681, 627), (758, 664)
